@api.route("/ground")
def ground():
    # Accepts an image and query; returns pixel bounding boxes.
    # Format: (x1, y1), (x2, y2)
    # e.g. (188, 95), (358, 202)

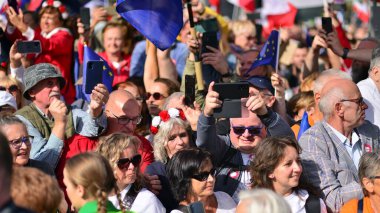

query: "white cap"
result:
(0, 91), (18, 110)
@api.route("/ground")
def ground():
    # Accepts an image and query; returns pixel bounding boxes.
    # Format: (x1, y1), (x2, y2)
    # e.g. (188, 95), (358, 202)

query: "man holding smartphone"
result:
(196, 82), (294, 202)
(14, 63), (109, 170)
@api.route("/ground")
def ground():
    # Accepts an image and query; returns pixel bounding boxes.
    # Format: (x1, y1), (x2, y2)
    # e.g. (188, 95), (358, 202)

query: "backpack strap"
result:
(357, 199), (364, 213)
(305, 194), (321, 213)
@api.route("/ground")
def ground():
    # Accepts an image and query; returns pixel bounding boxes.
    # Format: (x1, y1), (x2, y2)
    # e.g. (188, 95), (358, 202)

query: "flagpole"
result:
(275, 30), (281, 73)
(186, 0), (205, 91)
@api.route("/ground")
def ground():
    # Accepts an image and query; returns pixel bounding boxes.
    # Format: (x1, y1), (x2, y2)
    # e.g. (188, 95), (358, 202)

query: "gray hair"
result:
(237, 189), (291, 213)
(162, 92), (184, 110)
(153, 117), (191, 164)
(313, 69), (351, 94)
(0, 115), (25, 133)
(359, 152), (380, 196)
(318, 86), (345, 120)
(369, 45), (380, 72)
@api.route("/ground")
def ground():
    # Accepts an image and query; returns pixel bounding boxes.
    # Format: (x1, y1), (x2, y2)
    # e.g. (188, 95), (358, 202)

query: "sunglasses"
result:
(116, 154), (142, 170)
(0, 85), (19, 93)
(192, 168), (217, 181)
(9, 136), (33, 150)
(145, 92), (167, 100)
(231, 125), (264, 135)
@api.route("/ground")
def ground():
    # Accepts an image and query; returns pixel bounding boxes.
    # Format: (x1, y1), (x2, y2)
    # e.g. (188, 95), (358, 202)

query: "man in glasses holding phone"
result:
(196, 82), (294, 203)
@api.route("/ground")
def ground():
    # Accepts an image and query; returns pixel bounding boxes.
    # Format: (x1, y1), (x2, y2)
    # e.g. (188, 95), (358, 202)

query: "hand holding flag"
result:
(245, 30), (280, 77)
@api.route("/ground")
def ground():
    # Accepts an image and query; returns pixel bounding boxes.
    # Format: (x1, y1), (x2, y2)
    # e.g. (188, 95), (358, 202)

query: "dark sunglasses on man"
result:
(145, 92), (167, 100)
(0, 85), (19, 93)
(231, 125), (264, 136)
(116, 154), (142, 170)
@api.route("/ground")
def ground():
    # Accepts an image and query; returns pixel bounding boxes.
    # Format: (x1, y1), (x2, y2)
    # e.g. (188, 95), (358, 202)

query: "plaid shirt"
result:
(299, 121), (380, 212)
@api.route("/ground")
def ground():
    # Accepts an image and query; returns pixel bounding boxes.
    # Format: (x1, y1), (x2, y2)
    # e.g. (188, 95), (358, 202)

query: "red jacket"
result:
(98, 51), (131, 86)
(6, 27), (76, 104)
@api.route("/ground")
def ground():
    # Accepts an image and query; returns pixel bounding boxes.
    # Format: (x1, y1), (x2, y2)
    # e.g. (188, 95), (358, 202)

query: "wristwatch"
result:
(342, 48), (350, 59)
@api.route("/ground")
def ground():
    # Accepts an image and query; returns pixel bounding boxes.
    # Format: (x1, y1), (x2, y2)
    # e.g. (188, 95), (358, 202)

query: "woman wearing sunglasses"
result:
(63, 152), (126, 213)
(340, 152), (380, 213)
(96, 133), (165, 212)
(250, 137), (327, 213)
(167, 148), (236, 213)
(0, 76), (24, 109)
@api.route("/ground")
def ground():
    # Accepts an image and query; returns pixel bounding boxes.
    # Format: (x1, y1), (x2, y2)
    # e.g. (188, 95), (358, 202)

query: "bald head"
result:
(106, 90), (139, 112)
(105, 90), (141, 135)
(319, 79), (360, 119)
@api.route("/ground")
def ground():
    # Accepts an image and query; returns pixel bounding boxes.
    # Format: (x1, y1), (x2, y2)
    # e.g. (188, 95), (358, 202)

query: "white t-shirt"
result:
(358, 77), (380, 128)
(283, 190), (327, 213)
(171, 191), (236, 213)
(109, 186), (166, 213)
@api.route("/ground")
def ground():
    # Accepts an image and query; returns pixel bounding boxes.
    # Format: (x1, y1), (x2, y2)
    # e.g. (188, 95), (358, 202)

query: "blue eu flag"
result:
(116, 0), (183, 50)
(245, 30), (280, 77)
(297, 111), (311, 140)
(82, 45), (114, 101)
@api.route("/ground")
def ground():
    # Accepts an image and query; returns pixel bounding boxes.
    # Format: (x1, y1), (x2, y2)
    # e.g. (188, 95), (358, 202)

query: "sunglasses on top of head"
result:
(116, 154), (142, 170)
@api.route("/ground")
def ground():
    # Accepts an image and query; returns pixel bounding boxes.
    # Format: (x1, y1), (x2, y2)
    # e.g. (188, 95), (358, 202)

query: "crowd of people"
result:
(1, 0), (380, 213)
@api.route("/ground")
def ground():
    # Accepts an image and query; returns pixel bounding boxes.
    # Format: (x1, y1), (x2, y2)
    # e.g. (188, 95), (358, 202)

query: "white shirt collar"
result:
(326, 123), (360, 146)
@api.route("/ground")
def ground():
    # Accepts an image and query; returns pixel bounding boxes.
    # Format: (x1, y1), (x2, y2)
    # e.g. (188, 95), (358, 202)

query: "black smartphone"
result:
(213, 82), (249, 100)
(85, 60), (103, 94)
(189, 201), (205, 213)
(194, 18), (219, 33)
(201, 31), (219, 54)
(80, 7), (91, 30)
(8, 0), (18, 14)
(214, 99), (242, 118)
(17, 41), (41, 54)
(184, 75), (195, 106)
(321, 17), (333, 34)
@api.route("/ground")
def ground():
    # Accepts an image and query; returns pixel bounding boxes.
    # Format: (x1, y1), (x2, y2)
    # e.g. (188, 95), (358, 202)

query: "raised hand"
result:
(203, 82), (222, 117)
(89, 84), (109, 117)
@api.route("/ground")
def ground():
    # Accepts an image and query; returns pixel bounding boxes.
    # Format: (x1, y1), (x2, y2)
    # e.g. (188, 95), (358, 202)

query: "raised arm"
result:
(144, 40), (159, 90)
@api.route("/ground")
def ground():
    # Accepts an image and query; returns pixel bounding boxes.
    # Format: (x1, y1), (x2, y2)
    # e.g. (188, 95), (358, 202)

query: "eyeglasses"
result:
(192, 168), (217, 181)
(370, 176), (380, 179)
(145, 92), (167, 100)
(0, 85), (19, 93)
(116, 154), (142, 170)
(340, 97), (365, 106)
(9, 136), (33, 149)
(109, 111), (142, 125)
(231, 125), (264, 135)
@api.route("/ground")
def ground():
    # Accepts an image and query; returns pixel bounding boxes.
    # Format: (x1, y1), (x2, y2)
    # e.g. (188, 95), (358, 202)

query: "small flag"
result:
(116, 0), (183, 50)
(245, 30), (280, 76)
(82, 45), (113, 101)
(297, 111), (311, 140)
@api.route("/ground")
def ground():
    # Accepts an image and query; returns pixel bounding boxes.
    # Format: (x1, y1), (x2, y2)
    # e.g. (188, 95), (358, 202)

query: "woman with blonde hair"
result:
(0, 76), (24, 109)
(97, 133), (165, 212)
(145, 108), (194, 211)
(63, 152), (125, 213)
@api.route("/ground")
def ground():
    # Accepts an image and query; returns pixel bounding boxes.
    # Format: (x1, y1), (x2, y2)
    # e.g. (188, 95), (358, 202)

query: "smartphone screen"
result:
(17, 41), (42, 54)
(185, 75), (195, 106)
(80, 7), (91, 30)
(201, 31), (219, 54)
(8, 0), (18, 14)
(321, 17), (333, 34)
(85, 61), (103, 94)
